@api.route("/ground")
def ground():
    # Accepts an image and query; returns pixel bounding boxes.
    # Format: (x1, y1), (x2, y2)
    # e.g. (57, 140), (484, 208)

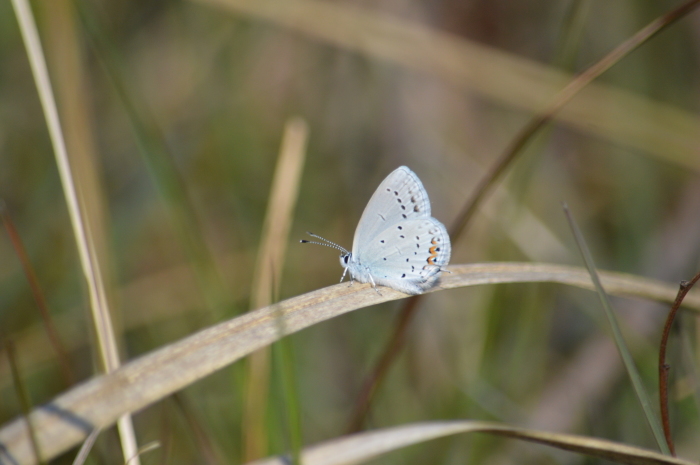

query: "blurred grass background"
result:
(1, 0), (699, 463)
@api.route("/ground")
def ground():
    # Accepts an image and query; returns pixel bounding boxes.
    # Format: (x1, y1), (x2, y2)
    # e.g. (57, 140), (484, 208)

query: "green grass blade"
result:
(563, 204), (670, 455)
(273, 337), (302, 465)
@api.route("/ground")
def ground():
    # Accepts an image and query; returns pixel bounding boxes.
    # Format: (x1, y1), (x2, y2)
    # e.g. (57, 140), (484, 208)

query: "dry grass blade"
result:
(9, 0), (138, 462)
(0, 262), (698, 463)
(245, 118), (309, 460)
(443, 263), (700, 311)
(191, 0), (700, 172)
(244, 420), (697, 465)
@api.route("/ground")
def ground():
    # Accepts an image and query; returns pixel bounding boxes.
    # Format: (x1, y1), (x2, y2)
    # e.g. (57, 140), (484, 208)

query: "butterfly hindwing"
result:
(351, 217), (451, 294)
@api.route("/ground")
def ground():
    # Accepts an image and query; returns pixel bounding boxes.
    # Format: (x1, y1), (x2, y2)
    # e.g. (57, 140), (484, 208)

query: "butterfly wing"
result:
(357, 217), (451, 294)
(351, 166), (431, 255)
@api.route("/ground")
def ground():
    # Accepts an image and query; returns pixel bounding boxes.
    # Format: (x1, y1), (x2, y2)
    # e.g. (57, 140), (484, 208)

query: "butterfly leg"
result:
(340, 267), (357, 288)
(367, 272), (382, 296)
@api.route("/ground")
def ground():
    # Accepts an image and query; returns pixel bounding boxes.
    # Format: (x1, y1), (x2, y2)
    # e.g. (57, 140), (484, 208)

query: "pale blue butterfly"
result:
(302, 166), (451, 294)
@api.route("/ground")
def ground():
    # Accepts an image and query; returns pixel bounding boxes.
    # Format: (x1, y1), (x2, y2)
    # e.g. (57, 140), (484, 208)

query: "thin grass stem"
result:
(563, 204), (669, 454)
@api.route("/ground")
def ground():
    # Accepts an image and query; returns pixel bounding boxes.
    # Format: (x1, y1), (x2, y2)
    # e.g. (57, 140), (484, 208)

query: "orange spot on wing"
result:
(426, 236), (442, 266)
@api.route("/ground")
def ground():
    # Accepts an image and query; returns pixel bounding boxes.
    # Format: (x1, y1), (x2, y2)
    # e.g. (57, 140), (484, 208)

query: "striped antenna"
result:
(300, 231), (350, 255)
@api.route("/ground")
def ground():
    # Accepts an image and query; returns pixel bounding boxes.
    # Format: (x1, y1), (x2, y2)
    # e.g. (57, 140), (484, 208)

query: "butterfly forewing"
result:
(351, 166), (431, 256)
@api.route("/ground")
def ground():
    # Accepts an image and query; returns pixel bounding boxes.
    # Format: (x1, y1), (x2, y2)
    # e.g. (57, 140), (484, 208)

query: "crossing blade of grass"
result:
(244, 420), (695, 465)
(563, 204), (669, 455)
(0, 262), (697, 464)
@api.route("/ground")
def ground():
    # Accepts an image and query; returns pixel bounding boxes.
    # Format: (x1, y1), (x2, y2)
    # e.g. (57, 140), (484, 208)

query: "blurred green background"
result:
(1, 0), (699, 463)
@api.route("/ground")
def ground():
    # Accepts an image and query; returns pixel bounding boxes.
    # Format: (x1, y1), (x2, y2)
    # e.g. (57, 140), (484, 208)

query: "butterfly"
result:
(302, 166), (451, 294)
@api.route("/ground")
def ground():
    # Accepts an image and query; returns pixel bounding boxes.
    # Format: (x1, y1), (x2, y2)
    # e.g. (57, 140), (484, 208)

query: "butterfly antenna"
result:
(301, 232), (349, 254)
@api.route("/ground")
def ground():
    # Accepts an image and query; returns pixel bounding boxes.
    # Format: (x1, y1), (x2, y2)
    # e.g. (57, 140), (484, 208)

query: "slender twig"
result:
(659, 270), (700, 456)
(346, 0), (700, 432)
(0, 201), (74, 386)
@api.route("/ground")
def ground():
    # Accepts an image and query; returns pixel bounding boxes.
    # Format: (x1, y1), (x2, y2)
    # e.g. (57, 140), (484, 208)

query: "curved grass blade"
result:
(245, 420), (696, 465)
(0, 262), (698, 463)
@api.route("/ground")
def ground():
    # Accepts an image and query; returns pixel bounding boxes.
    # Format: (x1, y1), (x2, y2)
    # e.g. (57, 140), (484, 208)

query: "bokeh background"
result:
(1, 0), (700, 463)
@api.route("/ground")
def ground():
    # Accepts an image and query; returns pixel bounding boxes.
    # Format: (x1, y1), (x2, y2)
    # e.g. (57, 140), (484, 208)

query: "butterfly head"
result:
(339, 252), (353, 269)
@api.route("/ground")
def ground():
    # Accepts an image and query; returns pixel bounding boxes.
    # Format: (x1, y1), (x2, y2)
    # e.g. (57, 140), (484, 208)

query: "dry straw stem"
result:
(10, 0), (138, 462)
(244, 118), (309, 460)
(191, 0), (700, 172)
(245, 420), (697, 465)
(1, 263), (700, 463)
